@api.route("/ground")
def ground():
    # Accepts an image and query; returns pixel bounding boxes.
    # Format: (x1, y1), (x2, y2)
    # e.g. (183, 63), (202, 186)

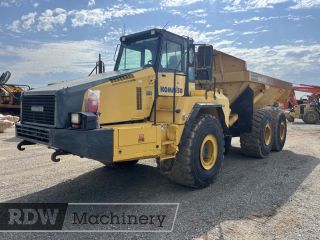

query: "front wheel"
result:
(303, 110), (319, 124)
(168, 114), (224, 188)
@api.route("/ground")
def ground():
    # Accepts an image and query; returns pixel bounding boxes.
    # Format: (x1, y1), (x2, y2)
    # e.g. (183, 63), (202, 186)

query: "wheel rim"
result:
(200, 135), (218, 170)
(280, 122), (286, 141)
(308, 112), (316, 121)
(264, 123), (272, 146)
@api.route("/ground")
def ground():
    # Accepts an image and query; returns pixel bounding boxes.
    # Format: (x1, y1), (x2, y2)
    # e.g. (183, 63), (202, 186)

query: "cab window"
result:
(160, 41), (182, 72)
(118, 48), (141, 70)
(116, 37), (158, 71)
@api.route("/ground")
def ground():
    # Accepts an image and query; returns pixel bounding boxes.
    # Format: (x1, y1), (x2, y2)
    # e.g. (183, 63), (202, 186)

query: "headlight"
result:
(70, 112), (98, 130)
(71, 113), (81, 124)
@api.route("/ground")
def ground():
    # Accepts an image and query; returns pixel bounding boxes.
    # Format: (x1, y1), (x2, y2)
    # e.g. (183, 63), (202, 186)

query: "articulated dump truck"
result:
(16, 29), (292, 188)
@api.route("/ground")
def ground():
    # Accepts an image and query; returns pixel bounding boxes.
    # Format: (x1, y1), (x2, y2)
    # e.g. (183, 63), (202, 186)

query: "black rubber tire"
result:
(224, 136), (232, 155)
(168, 114), (224, 188)
(101, 160), (138, 169)
(240, 109), (273, 158)
(303, 110), (319, 124)
(270, 110), (287, 152)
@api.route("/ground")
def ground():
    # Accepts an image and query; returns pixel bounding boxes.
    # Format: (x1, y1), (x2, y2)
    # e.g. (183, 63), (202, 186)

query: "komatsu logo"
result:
(160, 86), (183, 94)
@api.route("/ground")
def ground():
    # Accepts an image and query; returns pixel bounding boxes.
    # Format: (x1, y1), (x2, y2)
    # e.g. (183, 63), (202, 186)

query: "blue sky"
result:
(0, 0), (319, 89)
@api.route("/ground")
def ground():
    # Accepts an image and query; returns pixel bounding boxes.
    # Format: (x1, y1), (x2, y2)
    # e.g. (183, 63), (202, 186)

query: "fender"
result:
(181, 103), (229, 144)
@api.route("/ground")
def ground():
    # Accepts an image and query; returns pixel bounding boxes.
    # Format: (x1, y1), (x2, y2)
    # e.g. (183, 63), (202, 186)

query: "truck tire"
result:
(224, 136), (232, 155)
(101, 160), (138, 169)
(168, 114), (224, 188)
(240, 109), (273, 158)
(303, 110), (319, 124)
(270, 110), (287, 152)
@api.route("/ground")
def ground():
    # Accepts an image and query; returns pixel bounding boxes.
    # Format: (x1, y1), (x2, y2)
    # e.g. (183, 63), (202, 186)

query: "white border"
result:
(0, 203), (180, 233)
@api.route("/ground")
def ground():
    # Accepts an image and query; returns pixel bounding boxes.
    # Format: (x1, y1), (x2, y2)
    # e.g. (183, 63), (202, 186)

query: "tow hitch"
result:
(51, 149), (70, 162)
(17, 140), (35, 151)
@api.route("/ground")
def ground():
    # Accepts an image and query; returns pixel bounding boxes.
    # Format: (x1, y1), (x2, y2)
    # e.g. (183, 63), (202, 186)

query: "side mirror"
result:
(197, 45), (213, 68)
(196, 45), (213, 81)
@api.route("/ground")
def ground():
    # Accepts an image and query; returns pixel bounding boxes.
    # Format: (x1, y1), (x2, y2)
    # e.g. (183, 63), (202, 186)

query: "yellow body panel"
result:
(82, 68), (231, 162)
(153, 91), (230, 126)
(158, 72), (185, 97)
(84, 68), (155, 124)
(107, 123), (161, 162)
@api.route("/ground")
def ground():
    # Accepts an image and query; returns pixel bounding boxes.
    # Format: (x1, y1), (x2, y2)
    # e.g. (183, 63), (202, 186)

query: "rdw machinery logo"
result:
(0, 203), (67, 230)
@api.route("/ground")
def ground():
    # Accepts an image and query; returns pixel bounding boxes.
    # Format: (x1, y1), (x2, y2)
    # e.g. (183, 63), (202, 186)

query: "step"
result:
(160, 154), (176, 161)
(157, 108), (181, 113)
(161, 140), (175, 145)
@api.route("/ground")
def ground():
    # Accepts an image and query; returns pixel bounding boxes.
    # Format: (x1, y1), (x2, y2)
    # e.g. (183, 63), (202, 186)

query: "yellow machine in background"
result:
(287, 102), (320, 124)
(0, 71), (30, 115)
(16, 29), (292, 188)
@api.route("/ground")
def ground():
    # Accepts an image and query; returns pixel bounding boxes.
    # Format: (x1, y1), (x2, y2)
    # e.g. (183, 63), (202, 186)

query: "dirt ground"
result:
(0, 120), (319, 240)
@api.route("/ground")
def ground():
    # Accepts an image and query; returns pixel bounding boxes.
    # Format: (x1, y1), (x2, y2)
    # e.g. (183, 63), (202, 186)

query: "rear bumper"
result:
(16, 123), (113, 162)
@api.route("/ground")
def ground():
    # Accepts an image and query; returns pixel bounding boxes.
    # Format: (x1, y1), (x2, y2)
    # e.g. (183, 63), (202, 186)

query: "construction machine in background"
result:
(0, 71), (30, 115)
(285, 84), (320, 124)
(16, 29), (292, 188)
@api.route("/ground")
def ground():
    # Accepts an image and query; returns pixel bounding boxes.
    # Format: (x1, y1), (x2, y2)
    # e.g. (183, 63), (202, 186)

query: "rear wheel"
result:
(101, 160), (138, 169)
(270, 110), (287, 152)
(240, 109), (273, 158)
(303, 110), (319, 124)
(168, 114), (224, 188)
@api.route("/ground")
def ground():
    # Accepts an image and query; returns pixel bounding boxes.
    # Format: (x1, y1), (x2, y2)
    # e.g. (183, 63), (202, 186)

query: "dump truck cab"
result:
(16, 28), (291, 188)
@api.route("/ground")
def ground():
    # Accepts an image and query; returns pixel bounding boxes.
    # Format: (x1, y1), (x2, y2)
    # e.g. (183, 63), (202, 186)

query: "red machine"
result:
(284, 84), (320, 109)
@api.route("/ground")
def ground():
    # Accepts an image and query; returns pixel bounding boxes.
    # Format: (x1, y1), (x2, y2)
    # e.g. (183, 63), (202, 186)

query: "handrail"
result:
(173, 51), (188, 123)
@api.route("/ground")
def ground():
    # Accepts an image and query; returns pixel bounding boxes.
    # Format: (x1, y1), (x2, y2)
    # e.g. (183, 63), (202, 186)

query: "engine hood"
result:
(26, 68), (142, 94)
(22, 68), (143, 128)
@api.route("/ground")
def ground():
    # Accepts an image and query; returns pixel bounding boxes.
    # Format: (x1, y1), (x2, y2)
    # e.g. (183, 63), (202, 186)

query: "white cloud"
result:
(0, 40), (108, 82)
(187, 9), (208, 17)
(222, 0), (320, 11)
(166, 25), (231, 42)
(7, 4), (154, 32)
(7, 12), (37, 32)
(290, 0), (320, 9)
(213, 40), (235, 48)
(70, 4), (153, 27)
(21, 12), (37, 30)
(37, 8), (67, 31)
(220, 44), (320, 82)
(7, 20), (21, 33)
(234, 15), (313, 24)
(70, 8), (106, 27)
(195, 19), (207, 24)
(160, 0), (203, 7)
(222, 0), (290, 12)
(33, 2), (39, 8)
(0, 0), (17, 7)
(169, 9), (182, 15)
(88, 0), (95, 7)
(242, 29), (269, 35)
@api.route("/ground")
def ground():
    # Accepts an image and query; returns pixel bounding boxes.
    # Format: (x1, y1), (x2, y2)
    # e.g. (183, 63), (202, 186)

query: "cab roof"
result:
(120, 28), (194, 44)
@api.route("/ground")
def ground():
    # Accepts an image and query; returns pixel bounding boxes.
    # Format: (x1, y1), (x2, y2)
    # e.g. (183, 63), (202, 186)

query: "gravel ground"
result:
(0, 120), (319, 239)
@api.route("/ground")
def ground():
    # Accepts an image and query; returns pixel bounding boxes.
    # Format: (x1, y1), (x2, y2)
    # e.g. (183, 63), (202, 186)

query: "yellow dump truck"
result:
(16, 29), (292, 188)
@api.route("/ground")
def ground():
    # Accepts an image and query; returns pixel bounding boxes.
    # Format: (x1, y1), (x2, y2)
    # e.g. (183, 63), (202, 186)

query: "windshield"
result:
(115, 37), (159, 71)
